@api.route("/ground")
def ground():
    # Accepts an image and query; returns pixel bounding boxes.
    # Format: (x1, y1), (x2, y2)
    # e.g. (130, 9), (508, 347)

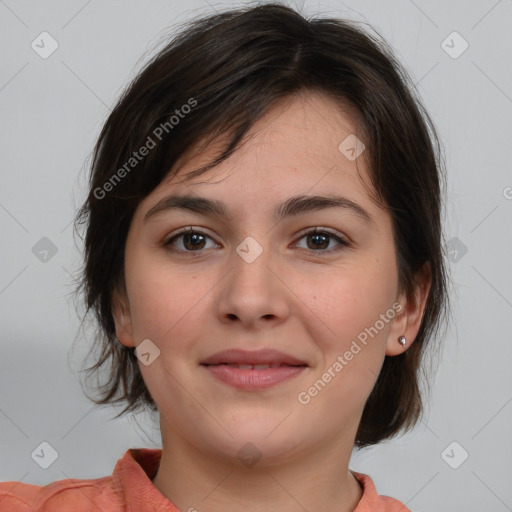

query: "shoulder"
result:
(0, 475), (117, 512)
(0, 448), (167, 512)
(352, 471), (411, 512)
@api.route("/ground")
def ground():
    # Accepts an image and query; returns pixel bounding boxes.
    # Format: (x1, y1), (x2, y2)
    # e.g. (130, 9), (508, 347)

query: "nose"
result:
(216, 238), (291, 329)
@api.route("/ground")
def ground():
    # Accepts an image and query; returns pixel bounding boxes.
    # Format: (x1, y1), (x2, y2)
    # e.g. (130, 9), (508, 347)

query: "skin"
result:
(113, 90), (430, 512)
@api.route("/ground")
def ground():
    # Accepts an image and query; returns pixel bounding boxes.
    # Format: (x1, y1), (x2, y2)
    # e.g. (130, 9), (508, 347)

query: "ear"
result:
(111, 289), (136, 348)
(385, 263), (431, 356)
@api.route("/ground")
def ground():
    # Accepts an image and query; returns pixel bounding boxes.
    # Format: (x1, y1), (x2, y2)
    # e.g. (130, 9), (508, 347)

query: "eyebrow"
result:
(143, 193), (373, 225)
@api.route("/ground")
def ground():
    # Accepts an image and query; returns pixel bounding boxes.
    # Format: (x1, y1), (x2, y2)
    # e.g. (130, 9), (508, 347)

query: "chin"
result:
(201, 416), (311, 465)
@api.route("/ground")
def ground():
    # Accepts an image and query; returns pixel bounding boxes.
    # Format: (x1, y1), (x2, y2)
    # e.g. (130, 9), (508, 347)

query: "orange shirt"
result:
(0, 448), (410, 511)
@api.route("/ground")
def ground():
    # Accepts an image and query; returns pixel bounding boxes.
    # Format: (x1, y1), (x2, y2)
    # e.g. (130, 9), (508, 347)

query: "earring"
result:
(398, 335), (406, 347)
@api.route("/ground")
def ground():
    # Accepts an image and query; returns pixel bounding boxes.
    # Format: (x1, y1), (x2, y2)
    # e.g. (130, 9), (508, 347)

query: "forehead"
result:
(174, 91), (363, 175)
(143, 90), (377, 214)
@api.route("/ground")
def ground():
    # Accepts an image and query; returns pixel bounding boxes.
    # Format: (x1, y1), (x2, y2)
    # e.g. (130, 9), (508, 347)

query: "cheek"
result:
(296, 262), (398, 422)
(125, 253), (212, 409)
(307, 254), (398, 359)
(125, 250), (211, 346)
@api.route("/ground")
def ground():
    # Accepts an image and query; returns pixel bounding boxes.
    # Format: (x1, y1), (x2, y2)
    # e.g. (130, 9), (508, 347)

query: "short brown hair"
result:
(74, 2), (449, 448)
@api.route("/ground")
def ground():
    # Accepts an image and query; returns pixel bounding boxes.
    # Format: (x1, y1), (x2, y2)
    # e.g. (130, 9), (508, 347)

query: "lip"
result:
(200, 349), (308, 390)
(200, 349), (308, 366)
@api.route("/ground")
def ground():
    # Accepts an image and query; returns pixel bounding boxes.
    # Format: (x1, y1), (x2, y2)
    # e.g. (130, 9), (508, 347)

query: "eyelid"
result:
(293, 226), (349, 243)
(163, 226), (219, 246)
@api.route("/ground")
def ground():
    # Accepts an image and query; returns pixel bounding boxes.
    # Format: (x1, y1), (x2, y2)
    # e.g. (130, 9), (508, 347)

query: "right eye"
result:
(163, 227), (219, 252)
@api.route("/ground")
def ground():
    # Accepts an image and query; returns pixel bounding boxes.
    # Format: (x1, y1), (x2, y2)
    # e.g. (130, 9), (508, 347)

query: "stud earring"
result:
(398, 335), (406, 347)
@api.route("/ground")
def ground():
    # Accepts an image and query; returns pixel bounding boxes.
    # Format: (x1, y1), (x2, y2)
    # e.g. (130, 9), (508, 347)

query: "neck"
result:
(152, 429), (363, 512)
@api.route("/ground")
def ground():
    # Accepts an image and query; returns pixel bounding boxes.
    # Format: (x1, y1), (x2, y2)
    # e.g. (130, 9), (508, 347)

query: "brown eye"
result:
(294, 228), (348, 253)
(164, 228), (217, 252)
(163, 226), (348, 255)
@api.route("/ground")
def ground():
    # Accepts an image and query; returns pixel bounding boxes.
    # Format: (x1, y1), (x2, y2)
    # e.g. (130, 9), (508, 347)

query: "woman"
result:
(0, 3), (448, 510)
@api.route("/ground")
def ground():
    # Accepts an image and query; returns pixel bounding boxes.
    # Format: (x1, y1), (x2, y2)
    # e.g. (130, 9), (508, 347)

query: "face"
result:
(114, 91), (421, 466)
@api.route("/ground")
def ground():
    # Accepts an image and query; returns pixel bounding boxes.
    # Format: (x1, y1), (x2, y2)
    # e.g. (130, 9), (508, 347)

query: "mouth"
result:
(200, 349), (308, 390)
(200, 348), (308, 367)
(203, 362), (305, 369)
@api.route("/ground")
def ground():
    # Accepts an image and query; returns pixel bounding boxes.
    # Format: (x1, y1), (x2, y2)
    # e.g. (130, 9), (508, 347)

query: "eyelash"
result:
(163, 226), (350, 255)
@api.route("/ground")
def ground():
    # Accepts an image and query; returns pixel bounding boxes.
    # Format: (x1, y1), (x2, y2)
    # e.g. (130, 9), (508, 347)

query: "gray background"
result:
(1, 0), (511, 510)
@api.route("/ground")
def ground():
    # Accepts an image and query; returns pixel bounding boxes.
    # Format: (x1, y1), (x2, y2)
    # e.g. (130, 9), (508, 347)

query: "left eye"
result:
(164, 227), (348, 253)
(294, 228), (348, 252)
